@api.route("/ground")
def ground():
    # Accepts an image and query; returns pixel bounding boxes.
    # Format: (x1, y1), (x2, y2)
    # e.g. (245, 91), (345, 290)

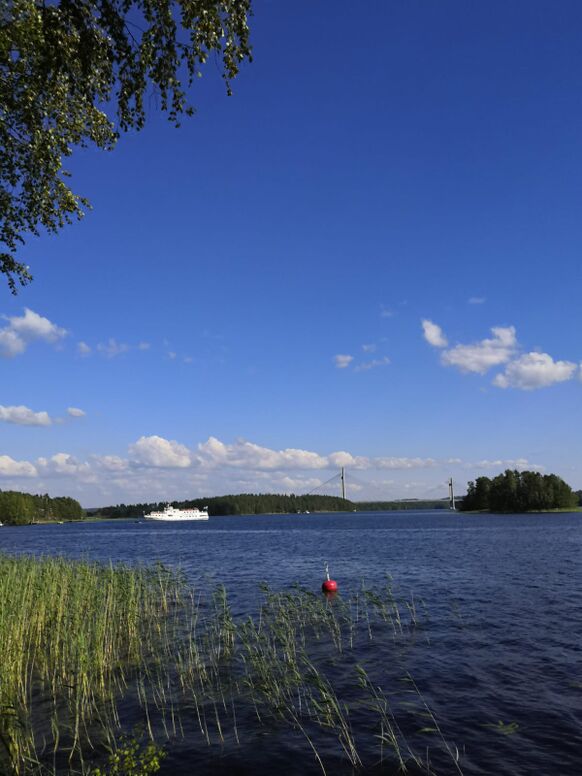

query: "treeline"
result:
(357, 500), (450, 511)
(91, 493), (355, 518)
(460, 470), (579, 513)
(0, 491), (84, 525)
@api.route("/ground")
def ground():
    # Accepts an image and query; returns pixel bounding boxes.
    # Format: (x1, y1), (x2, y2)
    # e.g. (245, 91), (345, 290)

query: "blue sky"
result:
(1, 0), (582, 506)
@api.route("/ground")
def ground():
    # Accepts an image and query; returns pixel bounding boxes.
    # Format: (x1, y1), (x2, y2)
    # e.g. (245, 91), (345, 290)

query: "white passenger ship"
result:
(144, 504), (209, 521)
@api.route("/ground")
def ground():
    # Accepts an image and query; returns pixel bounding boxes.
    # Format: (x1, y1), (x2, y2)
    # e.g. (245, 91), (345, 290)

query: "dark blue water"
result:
(2, 510), (582, 774)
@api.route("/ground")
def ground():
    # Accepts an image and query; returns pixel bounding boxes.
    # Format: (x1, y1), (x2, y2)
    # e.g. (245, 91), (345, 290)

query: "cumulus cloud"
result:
(129, 435), (191, 468)
(138, 342), (151, 351)
(92, 455), (129, 472)
(0, 404), (52, 426)
(468, 297), (486, 305)
(97, 338), (129, 358)
(0, 455), (38, 477)
(328, 451), (360, 468)
(7, 308), (67, 342)
(197, 437), (329, 471)
(441, 325), (517, 374)
(493, 352), (577, 390)
(426, 320), (579, 391)
(77, 341), (91, 356)
(67, 407), (86, 418)
(195, 437), (438, 473)
(333, 354), (354, 369)
(362, 344), (377, 353)
(0, 328), (26, 357)
(36, 453), (93, 478)
(0, 308), (67, 357)
(422, 319), (448, 348)
(276, 475), (325, 492)
(0, 431), (553, 505)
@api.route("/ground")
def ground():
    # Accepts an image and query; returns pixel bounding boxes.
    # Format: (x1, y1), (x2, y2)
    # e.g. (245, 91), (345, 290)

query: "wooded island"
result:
(459, 470), (580, 512)
(0, 491), (84, 524)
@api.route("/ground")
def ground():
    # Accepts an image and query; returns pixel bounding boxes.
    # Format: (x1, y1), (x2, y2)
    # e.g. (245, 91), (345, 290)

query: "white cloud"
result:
(37, 453), (94, 479)
(67, 407), (86, 418)
(375, 456), (437, 469)
(441, 325), (517, 374)
(77, 341), (91, 356)
(355, 356), (390, 372)
(138, 342), (151, 351)
(422, 319), (448, 348)
(0, 328), (27, 357)
(0, 404), (52, 426)
(197, 437), (329, 471)
(167, 351), (177, 360)
(362, 344), (377, 353)
(327, 450), (425, 470)
(194, 438), (441, 473)
(97, 338), (129, 358)
(380, 305), (395, 318)
(473, 458), (544, 472)
(0, 308), (67, 357)
(0, 432), (552, 503)
(333, 354), (354, 369)
(493, 352), (577, 390)
(276, 475), (325, 492)
(0, 454), (38, 477)
(92, 455), (129, 472)
(129, 435), (191, 468)
(7, 308), (67, 342)
(328, 451), (359, 468)
(468, 297), (486, 305)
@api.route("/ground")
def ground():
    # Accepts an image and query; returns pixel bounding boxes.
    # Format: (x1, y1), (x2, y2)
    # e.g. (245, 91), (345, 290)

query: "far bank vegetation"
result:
(459, 469), (579, 513)
(0, 491), (83, 525)
(90, 495), (452, 518)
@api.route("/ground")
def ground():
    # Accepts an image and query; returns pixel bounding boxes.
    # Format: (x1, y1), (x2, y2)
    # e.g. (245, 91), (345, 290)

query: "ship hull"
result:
(144, 505), (209, 521)
(144, 514), (209, 521)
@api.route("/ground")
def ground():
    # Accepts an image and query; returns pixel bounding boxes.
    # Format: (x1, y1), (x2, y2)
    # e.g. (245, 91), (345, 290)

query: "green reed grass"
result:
(0, 554), (461, 775)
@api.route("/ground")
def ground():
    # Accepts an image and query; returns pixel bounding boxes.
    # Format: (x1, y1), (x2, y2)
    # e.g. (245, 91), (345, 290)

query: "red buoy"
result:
(322, 562), (338, 594)
(322, 578), (338, 593)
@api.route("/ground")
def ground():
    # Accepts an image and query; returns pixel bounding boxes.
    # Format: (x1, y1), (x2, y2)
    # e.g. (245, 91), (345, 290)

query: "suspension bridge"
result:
(302, 468), (458, 509)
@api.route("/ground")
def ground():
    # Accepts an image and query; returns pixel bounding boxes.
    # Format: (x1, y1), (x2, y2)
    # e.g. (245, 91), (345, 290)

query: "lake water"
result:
(1, 510), (581, 775)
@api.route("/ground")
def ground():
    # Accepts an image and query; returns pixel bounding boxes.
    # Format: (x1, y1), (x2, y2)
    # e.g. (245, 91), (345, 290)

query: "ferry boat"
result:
(144, 504), (209, 521)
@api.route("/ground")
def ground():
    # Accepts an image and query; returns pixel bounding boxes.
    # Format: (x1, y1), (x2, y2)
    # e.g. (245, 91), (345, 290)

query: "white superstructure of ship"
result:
(144, 504), (209, 521)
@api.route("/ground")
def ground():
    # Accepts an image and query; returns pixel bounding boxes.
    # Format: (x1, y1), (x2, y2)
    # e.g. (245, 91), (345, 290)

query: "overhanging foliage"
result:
(0, 0), (253, 291)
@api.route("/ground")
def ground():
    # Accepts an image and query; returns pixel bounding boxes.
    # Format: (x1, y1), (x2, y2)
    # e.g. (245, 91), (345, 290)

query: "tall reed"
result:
(0, 554), (461, 775)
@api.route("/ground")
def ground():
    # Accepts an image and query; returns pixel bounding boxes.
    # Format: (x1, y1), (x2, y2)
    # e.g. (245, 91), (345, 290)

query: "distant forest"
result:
(460, 470), (580, 513)
(90, 495), (453, 518)
(89, 494), (354, 518)
(356, 500), (451, 511)
(0, 491), (84, 525)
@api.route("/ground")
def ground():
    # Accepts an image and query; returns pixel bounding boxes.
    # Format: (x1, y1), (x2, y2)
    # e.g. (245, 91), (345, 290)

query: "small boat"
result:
(144, 504), (209, 522)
